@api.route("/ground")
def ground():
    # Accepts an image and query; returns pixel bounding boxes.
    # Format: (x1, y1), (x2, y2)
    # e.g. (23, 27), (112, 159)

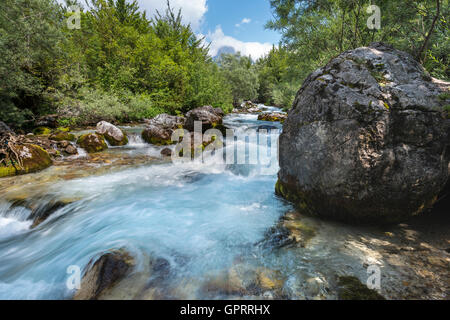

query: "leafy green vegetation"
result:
(260, 0), (449, 109)
(1, 0), (448, 125)
(0, 0), (232, 128)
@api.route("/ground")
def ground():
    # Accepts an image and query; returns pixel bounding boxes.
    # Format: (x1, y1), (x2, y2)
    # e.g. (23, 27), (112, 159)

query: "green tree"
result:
(218, 53), (260, 106)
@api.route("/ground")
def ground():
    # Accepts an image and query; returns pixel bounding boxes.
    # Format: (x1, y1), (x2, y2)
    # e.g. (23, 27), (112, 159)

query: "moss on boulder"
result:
(0, 144), (52, 178)
(77, 133), (108, 153)
(49, 131), (76, 142)
(33, 127), (52, 136)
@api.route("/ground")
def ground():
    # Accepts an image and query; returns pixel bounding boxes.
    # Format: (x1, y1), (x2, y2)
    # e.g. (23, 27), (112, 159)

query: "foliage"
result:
(266, 0), (449, 85)
(218, 53), (260, 106)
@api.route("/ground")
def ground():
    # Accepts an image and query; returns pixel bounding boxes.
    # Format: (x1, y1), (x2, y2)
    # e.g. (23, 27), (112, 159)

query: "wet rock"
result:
(177, 132), (222, 159)
(337, 276), (385, 300)
(74, 249), (135, 300)
(202, 263), (259, 296)
(142, 124), (174, 146)
(185, 106), (225, 133)
(65, 145), (78, 155)
(77, 133), (107, 153)
(49, 131), (75, 142)
(96, 121), (128, 146)
(160, 148), (173, 157)
(29, 199), (73, 228)
(142, 114), (186, 146)
(256, 268), (285, 292)
(263, 212), (317, 248)
(277, 42), (450, 224)
(0, 144), (52, 178)
(258, 112), (287, 123)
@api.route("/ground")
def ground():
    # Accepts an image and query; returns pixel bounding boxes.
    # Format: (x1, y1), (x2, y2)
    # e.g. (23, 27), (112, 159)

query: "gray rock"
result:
(185, 106), (224, 133)
(146, 113), (185, 129)
(0, 121), (12, 136)
(277, 43), (449, 224)
(74, 249), (135, 300)
(96, 121), (128, 146)
(142, 114), (185, 145)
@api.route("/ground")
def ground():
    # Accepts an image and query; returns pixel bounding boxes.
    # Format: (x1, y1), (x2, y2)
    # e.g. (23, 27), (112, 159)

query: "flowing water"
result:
(0, 107), (448, 300)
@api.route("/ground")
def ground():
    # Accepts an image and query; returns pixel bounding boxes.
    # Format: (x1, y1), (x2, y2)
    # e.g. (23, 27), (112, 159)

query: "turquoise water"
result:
(0, 110), (293, 299)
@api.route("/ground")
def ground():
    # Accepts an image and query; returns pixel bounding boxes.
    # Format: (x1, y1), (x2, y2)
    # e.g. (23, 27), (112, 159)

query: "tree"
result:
(218, 53), (260, 106)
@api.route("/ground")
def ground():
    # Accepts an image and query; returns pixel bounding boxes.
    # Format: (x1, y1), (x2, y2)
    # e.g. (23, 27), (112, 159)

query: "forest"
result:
(0, 0), (448, 128)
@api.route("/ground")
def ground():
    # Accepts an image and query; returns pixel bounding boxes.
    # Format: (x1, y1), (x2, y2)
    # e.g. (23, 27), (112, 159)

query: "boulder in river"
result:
(0, 143), (53, 178)
(77, 133), (108, 153)
(184, 106), (225, 133)
(96, 121), (128, 146)
(277, 42), (449, 224)
(142, 114), (185, 145)
(74, 249), (135, 300)
(49, 130), (75, 142)
(258, 112), (287, 123)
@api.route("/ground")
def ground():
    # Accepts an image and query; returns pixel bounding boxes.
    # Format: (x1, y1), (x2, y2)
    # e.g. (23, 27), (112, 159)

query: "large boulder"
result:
(0, 144), (52, 178)
(142, 114), (185, 145)
(77, 133), (108, 153)
(74, 249), (135, 300)
(184, 106), (225, 133)
(277, 43), (449, 224)
(142, 124), (174, 146)
(96, 121), (128, 146)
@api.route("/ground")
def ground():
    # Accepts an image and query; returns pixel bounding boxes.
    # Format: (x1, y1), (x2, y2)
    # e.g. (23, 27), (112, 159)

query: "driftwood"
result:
(0, 132), (25, 170)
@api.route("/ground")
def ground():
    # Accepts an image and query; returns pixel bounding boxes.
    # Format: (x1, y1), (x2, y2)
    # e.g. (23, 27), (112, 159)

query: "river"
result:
(0, 106), (448, 300)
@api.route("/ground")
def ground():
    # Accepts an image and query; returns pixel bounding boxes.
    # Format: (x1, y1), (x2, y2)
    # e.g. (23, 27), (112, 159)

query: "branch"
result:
(416, 0), (440, 62)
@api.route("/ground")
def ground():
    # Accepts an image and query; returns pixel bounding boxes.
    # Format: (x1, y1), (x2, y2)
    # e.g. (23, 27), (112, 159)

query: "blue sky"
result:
(133, 0), (281, 59)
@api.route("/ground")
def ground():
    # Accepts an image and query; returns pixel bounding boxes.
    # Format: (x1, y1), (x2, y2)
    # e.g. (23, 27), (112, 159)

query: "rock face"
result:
(277, 43), (449, 224)
(142, 114), (185, 145)
(74, 249), (135, 300)
(77, 133), (108, 153)
(184, 106), (225, 133)
(96, 121), (128, 146)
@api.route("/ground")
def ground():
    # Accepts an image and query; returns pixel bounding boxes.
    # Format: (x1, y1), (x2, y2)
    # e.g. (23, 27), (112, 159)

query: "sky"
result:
(135, 0), (281, 59)
(62, 0), (281, 60)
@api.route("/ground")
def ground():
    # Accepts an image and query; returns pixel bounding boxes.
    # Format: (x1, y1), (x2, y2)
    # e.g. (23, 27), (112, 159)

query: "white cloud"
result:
(136, 0), (207, 31)
(235, 18), (251, 27)
(56, 0), (208, 30)
(205, 26), (272, 60)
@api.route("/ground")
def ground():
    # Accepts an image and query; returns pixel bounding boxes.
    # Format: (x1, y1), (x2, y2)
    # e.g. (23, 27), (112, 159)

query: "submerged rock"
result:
(77, 133), (108, 153)
(160, 148), (173, 157)
(337, 276), (385, 300)
(96, 121), (128, 146)
(277, 42), (449, 224)
(74, 249), (135, 300)
(184, 106), (225, 133)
